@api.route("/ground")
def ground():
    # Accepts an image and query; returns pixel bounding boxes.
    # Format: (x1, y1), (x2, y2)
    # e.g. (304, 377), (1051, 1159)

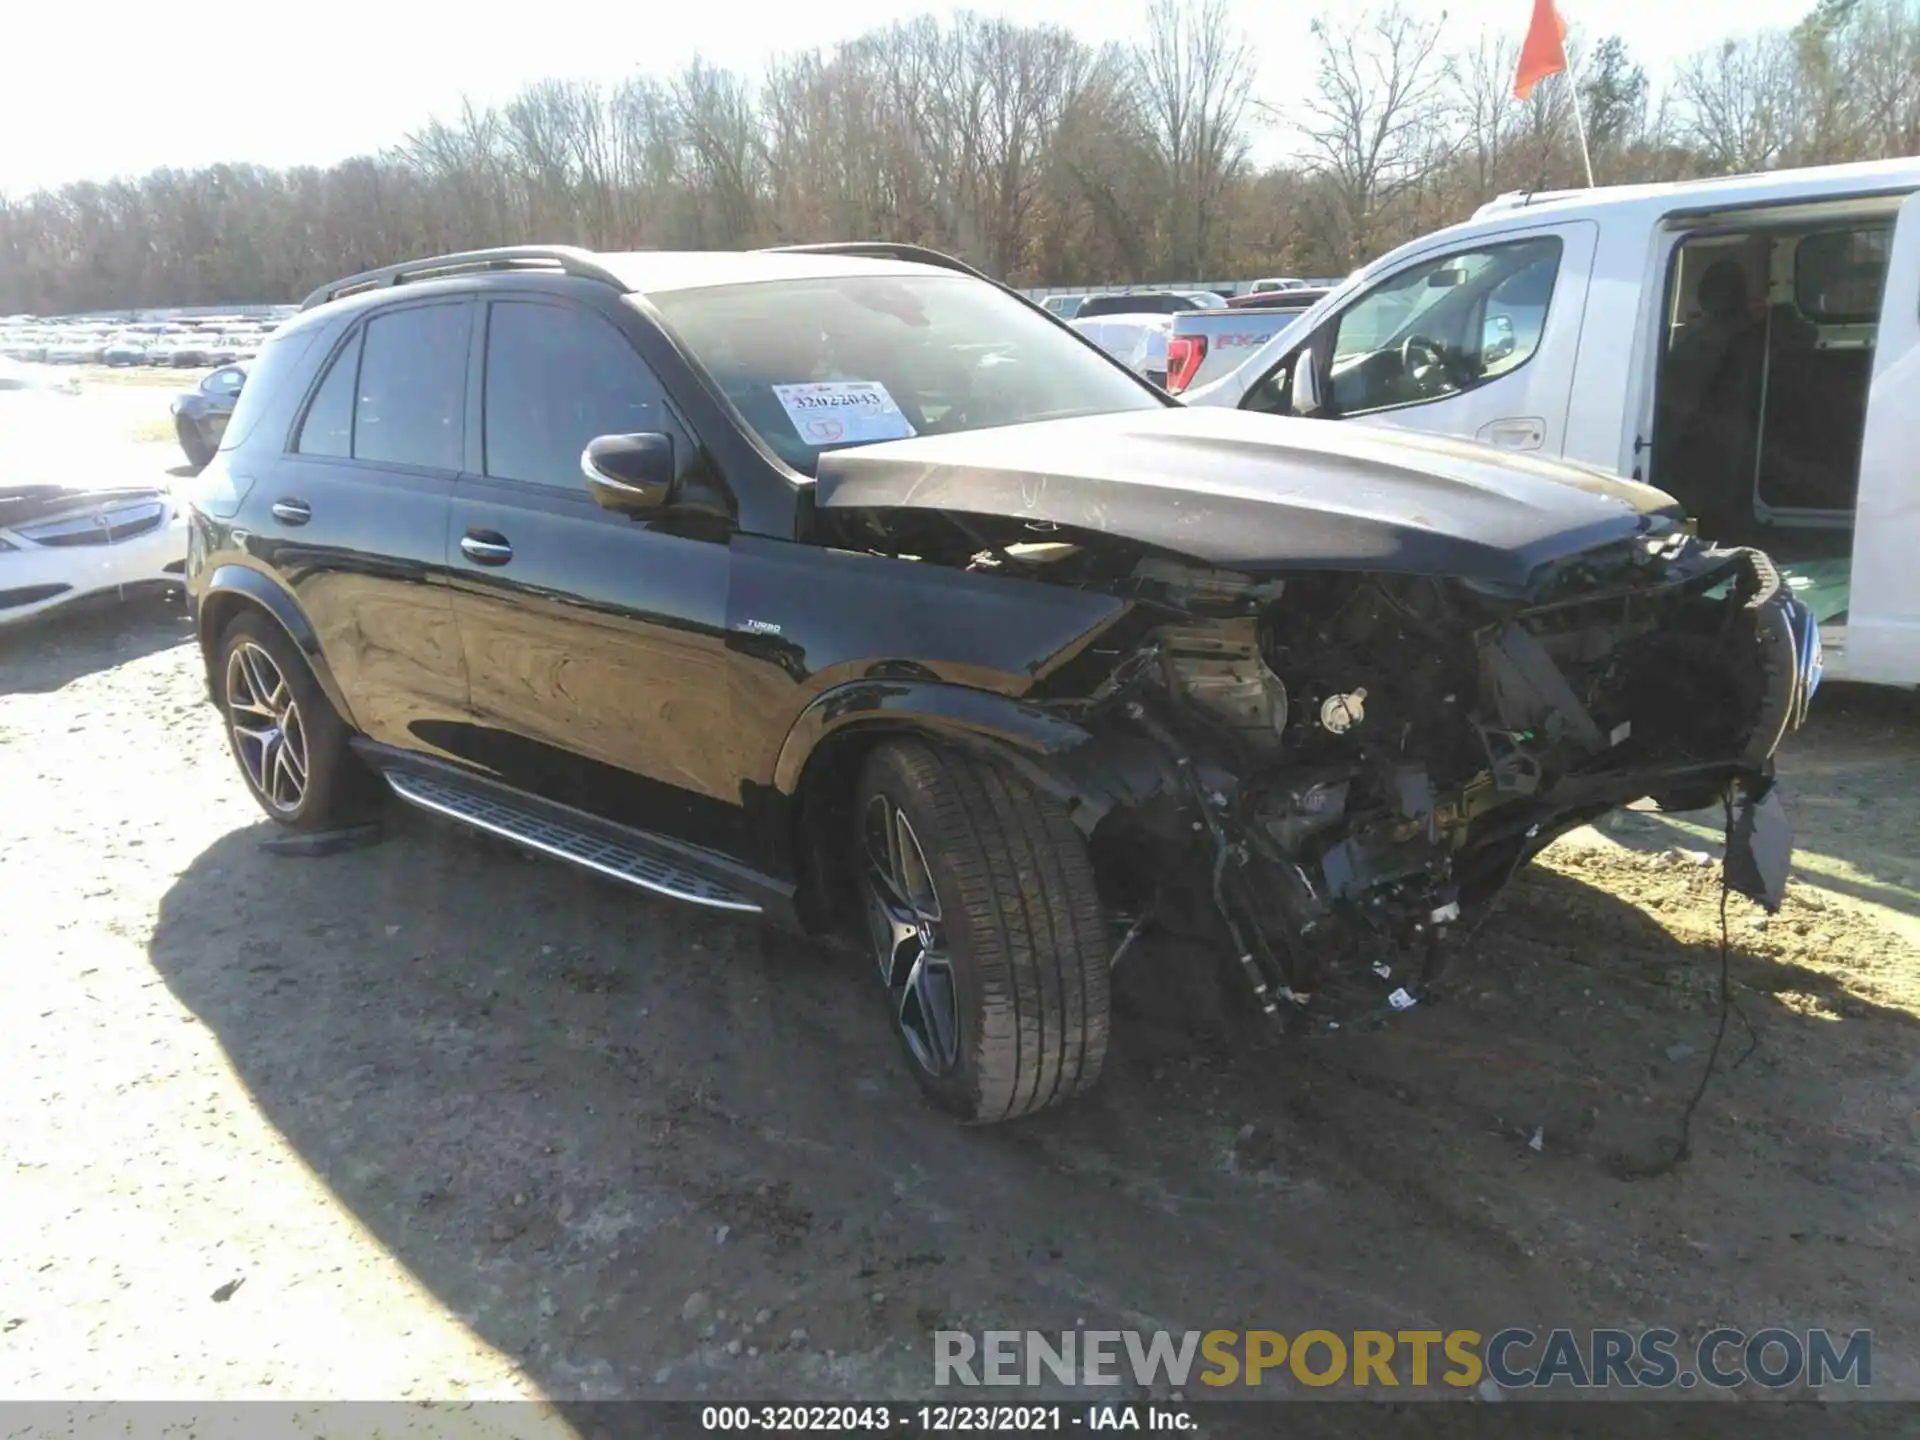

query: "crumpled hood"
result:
(814, 407), (1682, 589)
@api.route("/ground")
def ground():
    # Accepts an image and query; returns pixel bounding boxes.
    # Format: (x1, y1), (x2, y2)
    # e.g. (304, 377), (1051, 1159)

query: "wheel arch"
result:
(196, 565), (355, 727)
(777, 680), (1110, 936)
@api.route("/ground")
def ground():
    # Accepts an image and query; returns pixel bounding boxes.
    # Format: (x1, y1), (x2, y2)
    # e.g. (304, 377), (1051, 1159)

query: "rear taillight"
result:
(1165, 334), (1207, 394)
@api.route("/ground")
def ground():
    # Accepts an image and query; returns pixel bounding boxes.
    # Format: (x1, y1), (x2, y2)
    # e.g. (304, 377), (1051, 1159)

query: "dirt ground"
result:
(3, 386), (1919, 1418)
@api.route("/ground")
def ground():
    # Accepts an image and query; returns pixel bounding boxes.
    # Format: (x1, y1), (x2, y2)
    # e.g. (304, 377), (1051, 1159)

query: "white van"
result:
(1185, 158), (1920, 687)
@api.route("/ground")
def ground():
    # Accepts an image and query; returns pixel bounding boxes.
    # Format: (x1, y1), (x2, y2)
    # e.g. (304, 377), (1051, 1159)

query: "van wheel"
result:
(217, 611), (374, 831)
(855, 739), (1110, 1122)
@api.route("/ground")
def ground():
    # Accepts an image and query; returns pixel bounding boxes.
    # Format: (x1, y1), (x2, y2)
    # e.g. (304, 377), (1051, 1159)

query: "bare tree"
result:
(6, 1), (1920, 315)
(1450, 30), (1521, 199)
(1850, 0), (1920, 156)
(967, 19), (1087, 277)
(672, 59), (766, 246)
(1578, 35), (1650, 171)
(1135, 0), (1255, 276)
(1675, 33), (1805, 172)
(1294, 3), (1454, 268)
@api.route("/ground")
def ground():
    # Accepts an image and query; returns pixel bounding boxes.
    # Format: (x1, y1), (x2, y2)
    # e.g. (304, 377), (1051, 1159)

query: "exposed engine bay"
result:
(828, 502), (1818, 1026)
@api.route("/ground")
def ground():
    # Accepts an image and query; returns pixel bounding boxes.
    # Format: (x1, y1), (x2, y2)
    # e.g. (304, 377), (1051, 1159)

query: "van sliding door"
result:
(1845, 190), (1920, 686)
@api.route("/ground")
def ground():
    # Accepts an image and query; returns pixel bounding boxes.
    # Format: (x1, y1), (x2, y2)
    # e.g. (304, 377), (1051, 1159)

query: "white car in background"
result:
(1071, 312), (1176, 388)
(1067, 289), (1229, 387)
(0, 369), (186, 627)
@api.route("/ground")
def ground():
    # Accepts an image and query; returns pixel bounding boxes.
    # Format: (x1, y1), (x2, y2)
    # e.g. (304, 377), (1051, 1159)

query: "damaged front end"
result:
(1014, 530), (1819, 1024)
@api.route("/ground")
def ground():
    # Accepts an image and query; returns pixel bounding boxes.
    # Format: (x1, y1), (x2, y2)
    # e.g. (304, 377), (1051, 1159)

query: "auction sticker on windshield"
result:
(773, 381), (917, 445)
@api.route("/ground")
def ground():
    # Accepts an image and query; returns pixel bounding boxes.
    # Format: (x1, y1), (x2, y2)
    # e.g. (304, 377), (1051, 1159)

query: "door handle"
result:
(270, 498), (311, 525)
(460, 532), (514, 565)
(1474, 417), (1546, 451)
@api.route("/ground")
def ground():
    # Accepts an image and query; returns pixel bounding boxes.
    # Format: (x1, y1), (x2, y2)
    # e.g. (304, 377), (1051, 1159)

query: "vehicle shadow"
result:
(0, 590), (193, 696)
(1594, 681), (1920, 924)
(145, 792), (1920, 1404)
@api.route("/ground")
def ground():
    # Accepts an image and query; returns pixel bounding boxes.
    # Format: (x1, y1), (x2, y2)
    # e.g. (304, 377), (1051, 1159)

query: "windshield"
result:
(651, 274), (1165, 476)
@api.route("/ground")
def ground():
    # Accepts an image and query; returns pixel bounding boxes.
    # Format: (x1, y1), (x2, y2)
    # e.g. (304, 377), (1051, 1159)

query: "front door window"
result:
(1322, 238), (1563, 416)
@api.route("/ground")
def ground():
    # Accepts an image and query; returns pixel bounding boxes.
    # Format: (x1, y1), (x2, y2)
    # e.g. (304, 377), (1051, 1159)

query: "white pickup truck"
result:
(1164, 292), (1326, 393)
(1183, 157), (1920, 688)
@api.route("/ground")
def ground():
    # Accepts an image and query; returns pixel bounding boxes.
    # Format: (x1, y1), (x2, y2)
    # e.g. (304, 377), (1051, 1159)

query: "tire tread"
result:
(866, 740), (1109, 1122)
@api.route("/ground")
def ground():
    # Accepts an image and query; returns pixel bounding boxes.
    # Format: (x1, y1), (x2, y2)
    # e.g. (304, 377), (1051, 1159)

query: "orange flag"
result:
(1514, 0), (1570, 99)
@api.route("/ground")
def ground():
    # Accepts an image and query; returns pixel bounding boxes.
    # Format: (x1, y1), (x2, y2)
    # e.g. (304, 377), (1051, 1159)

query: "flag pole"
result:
(1564, 42), (1596, 187)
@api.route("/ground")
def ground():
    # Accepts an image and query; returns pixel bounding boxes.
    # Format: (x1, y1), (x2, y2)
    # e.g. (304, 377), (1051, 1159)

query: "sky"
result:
(4, 0), (1816, 196)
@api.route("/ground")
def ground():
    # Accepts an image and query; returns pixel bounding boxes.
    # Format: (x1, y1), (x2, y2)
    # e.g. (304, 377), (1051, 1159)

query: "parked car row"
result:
(0, 309), (295, 370)
(1039, 277), (1345, 319)
(7, 329), (269, 368)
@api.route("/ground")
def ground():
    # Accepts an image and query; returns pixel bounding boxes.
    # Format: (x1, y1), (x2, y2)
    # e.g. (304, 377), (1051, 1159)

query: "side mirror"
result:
(1482, 314), (1516, 363)
(582, 432), (674, 515)
(1289, 349), (1322, 416)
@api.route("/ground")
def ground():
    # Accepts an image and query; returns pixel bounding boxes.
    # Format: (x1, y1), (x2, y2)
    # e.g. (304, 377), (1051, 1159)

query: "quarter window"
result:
(482, 301), (679, 489)
(294, 331), (359, 458)
(352, 304), (469, 470)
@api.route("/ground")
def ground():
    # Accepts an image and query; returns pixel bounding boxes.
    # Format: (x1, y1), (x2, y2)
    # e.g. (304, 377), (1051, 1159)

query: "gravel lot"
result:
(3, 387), (1918, 1417)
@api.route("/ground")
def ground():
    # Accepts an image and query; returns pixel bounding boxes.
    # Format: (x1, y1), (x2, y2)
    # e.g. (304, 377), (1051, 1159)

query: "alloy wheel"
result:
(862, 793), (961, 1077)
(225, 641), (308, 814)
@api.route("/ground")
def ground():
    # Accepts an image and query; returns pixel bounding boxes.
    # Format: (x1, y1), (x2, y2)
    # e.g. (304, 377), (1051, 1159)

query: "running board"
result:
(383, 768), (763, 914)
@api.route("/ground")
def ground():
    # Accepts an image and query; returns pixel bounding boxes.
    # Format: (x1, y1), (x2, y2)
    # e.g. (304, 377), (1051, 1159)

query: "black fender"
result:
(766, 680), (1092, 934)
(773, 678), (1174, 837)
(196, 563), (355, 726)
(775, 679), (1091, 790)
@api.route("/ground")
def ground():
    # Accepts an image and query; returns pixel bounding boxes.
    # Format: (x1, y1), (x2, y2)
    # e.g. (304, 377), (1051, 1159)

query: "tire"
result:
(855, 739), (1110, 1123)
(176, 416), (213, 472)
(216, 610), (375, 831)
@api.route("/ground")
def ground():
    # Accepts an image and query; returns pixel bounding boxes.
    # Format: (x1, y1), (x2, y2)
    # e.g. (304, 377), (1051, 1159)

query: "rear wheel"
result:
(217, 611), (374, 831)
(856, 739), (1110, 1123)
(175, 415), (213, 472)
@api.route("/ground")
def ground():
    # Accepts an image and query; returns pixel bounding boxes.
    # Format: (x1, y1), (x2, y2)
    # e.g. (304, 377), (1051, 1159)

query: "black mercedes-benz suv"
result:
(184, 243), (1819, 1124)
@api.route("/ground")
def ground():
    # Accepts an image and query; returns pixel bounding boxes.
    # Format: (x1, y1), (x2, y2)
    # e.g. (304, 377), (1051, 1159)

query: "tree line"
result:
(2, 0), (1915, 314)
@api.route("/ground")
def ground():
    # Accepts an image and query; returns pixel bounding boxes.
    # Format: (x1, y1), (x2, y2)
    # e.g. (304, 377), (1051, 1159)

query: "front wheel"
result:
(856, 739), (1111, 1123)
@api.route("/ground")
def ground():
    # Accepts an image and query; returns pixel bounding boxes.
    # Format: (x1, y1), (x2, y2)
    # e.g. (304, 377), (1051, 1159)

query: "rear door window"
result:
(351, 303), (470, 471)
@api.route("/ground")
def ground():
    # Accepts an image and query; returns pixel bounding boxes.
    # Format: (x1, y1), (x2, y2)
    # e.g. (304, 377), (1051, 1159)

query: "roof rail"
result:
(299, 245), (630, 312)
(758, 242), (998, 287)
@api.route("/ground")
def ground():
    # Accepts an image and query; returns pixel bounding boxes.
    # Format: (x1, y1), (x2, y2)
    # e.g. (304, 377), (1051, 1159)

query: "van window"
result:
(1651, 221), (1890, 543)
(1323, 237), (1562, 416)
(1794, 226), (1891, 325)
